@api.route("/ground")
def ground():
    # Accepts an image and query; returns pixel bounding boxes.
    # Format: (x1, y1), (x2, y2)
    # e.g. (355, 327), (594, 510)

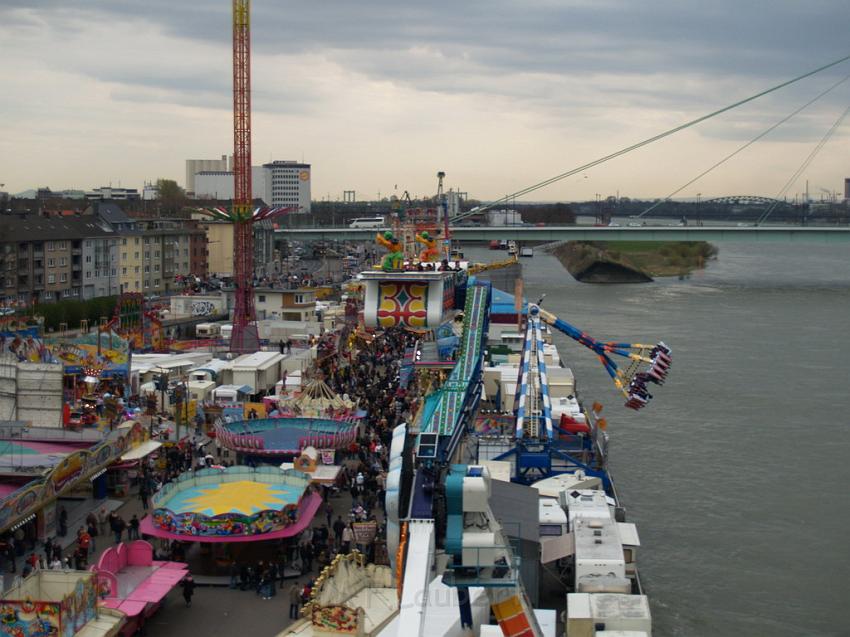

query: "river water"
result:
(467, 242), (850, 636)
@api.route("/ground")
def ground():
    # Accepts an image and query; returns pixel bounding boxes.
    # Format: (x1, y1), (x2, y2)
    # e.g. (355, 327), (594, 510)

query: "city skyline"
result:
(1, 1), (849, 202)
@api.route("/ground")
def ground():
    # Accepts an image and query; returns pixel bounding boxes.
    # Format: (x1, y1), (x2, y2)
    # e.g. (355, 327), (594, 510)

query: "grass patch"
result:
(583, 241), (717, 277)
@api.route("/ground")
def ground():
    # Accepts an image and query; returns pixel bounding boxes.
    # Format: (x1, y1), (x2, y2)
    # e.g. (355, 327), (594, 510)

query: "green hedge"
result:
(31, 296), (119, 332)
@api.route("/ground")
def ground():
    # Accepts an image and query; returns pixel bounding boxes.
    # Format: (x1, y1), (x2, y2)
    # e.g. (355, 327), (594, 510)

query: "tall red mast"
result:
(230, 0), (259, 352)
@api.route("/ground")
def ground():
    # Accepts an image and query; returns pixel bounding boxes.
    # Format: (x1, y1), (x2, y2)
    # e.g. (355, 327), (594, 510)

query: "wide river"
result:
(467, 241), (850, 637)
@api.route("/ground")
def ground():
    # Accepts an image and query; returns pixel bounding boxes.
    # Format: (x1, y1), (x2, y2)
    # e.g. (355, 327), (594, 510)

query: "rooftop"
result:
(0, 215), (116, 242)
(232, 350), (283, 368)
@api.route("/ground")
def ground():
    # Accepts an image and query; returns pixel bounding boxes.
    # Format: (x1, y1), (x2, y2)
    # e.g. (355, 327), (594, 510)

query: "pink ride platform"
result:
(91, 540), (187, 635)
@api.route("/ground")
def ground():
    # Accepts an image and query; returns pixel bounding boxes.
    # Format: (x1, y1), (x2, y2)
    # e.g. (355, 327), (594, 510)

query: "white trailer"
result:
(566, 593), (651, 636)
(188, 359), (231, 383)
(231, 351), (284, 395)
(211, 384), (252, 404)
(195, 322), (222, 339)
(187, 380), (216, 402)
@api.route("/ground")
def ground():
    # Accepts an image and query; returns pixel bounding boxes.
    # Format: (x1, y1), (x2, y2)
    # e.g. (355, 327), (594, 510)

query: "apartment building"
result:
(0, 206), (208, 306)
(118, 231), (144, 295)
(117, 220), (205, 295)
(82, 234), (120, 299)
(0, 216), (119, 305)
(188, 221), (209, 278)
(197, 219), (274, 279)
(91, 205), (206, 295)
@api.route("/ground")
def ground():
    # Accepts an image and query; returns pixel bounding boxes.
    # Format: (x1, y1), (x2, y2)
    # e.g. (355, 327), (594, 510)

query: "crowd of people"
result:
(215, 326), (418, 615)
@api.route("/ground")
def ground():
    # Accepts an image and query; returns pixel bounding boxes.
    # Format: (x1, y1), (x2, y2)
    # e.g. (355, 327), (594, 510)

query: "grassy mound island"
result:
(549, 241), (718, 283)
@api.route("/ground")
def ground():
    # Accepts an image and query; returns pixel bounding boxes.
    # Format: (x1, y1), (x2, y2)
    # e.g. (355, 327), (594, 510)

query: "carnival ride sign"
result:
(376, 281), (428, 328)
(0, 422), (146, 533)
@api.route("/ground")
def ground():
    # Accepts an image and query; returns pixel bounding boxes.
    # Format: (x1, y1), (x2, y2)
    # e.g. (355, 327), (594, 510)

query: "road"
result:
(146, 584), (301, 636)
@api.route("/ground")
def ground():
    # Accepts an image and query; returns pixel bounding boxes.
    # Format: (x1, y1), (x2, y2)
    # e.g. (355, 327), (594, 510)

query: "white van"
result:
(348, 216), (385, 229)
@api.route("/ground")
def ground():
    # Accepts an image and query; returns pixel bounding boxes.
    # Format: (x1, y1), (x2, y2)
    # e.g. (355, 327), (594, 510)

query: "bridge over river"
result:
(277, 225), (850, 243)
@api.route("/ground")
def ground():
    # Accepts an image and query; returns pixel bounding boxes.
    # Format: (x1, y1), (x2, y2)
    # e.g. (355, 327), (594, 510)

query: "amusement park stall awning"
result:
(120, 440), (162, 461)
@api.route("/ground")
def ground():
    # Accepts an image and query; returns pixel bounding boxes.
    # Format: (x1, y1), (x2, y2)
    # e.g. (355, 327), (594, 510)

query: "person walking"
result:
(58, 506), (68, 537)
(111, 515), (126, 544)
(96, 507), (108, 537)
(73, 546), (87, 570)
(77, 527), (91, 558)
(288, 581), (301, 619)
(128, 515), (140, 540)
(86, 512), (99, 537)
(341, 524), (353, 554)
(332, 516), (345, 551)
(324, 501), (333, 529)
(5, 542), (15, 573)
(181, 575), (195, 607)
(86, 520), (98, 555)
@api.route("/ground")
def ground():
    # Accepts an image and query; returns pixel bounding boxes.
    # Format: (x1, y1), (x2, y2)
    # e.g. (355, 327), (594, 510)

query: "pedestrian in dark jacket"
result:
(181, 575), (195, 607)
(288, 582), (301, 619)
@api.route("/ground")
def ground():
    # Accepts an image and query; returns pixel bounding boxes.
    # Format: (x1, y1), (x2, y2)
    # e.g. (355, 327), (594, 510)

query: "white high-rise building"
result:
(187, 156), (311, 212)
(186, 155), (230, 194)
(263, 161), (311, 213)
(193, 167), (267, 201)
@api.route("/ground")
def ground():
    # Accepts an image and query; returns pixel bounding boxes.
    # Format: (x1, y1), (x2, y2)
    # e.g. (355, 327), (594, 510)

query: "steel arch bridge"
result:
(704, 195), (787, 206)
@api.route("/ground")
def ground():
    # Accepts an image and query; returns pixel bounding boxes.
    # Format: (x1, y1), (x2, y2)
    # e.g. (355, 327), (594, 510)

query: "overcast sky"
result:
(1, 0), (849, 201)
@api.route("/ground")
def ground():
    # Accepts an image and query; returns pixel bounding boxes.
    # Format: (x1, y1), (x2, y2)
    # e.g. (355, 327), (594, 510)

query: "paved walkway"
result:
(2, 491), (147, 593)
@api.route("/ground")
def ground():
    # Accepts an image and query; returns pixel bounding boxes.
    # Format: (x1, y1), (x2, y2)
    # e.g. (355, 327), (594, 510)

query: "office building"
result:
(85, 187), (140, 201)
(263, 160), (311, 213)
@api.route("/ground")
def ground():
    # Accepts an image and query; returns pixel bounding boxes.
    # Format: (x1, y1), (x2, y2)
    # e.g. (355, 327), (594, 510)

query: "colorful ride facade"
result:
(213, 416), (358, 457)
(145, 466), (317, 542)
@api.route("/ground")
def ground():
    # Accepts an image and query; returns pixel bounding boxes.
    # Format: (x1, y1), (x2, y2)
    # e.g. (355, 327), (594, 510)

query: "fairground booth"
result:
(0, 569), (125, 637)
(47, 331), (131, 430)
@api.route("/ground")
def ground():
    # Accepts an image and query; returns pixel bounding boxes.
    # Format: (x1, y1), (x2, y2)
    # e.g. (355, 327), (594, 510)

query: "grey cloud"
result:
(105, 71), (318, 115)
(2, 0), (848, 119)
(4, 1), (847, 76)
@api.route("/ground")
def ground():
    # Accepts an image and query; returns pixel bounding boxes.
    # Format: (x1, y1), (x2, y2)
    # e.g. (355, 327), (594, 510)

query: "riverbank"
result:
(549, 240), (717, 282)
